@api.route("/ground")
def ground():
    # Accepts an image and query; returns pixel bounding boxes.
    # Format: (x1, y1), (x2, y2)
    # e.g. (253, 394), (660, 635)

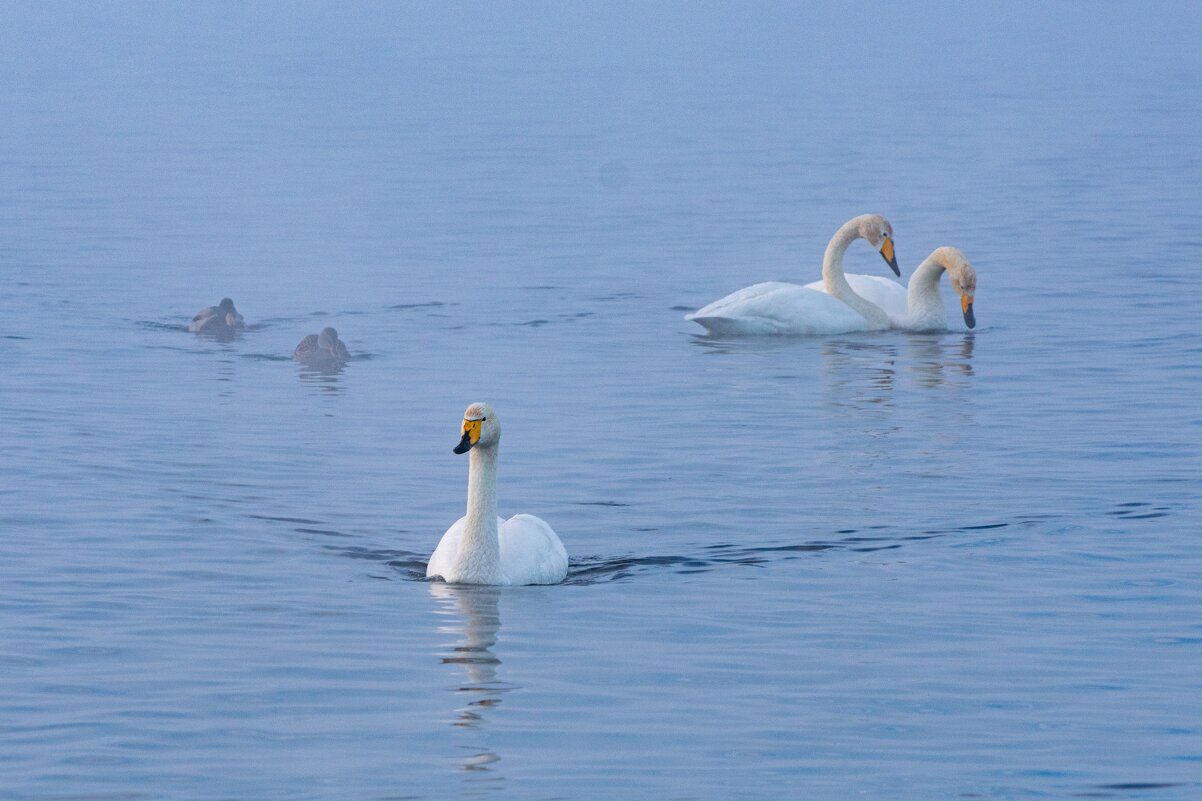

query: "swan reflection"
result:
(431, 583), (512, 784)
(820, 337), (898, 408)
(686, 327), (972, 401)
(906, 332), (975, 387)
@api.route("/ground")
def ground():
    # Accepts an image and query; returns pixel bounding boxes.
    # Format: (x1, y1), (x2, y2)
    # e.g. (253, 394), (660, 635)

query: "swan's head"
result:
(855, 214), (900, 277)
(935, 247), (977, 329)
(454, 402), (500, 454)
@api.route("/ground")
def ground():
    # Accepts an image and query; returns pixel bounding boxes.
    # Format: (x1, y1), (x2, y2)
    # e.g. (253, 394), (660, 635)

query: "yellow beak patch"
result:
(462, 418), (483, 446)
(961, 294), (972, 314)
(880, 237), (895, 264)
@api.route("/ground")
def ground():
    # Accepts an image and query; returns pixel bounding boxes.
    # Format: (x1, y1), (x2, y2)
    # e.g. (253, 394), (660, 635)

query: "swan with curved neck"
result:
(821, 214), (900, 328)
(905, 247), (977, 330)
(685, 214), (901, 335)
(805, 245), (978, 331)
(426, 403), (568, 586)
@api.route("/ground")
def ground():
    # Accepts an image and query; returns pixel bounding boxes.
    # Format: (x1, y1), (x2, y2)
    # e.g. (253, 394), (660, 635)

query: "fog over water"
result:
(3, 4), (1201, 799)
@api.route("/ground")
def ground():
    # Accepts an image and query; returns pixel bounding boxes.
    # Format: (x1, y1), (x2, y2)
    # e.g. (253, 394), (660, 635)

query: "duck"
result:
(685, 214), (901, 335)
(427, 403), (568, 586)
(803, 246), (977, 330)
(188, 298), (245, 335)
(293, 327), (350, 366)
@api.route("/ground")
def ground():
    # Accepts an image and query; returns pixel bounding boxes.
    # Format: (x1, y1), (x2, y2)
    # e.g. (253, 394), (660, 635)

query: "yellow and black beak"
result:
(961, 294), (976, 329)
(454, 418), (483, 454)
(879, 237), (900, 276)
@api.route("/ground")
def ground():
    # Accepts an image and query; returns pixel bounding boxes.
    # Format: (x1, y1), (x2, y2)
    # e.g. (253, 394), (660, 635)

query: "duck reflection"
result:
(906, 332), (975, 388)
(296, 361), (346, 392)
(431, 583), (513, 784)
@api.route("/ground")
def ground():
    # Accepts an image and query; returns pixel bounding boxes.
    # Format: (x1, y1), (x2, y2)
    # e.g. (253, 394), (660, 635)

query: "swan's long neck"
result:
(905, 256), (948, 330)
(822, 220), (892, 329)
(456, 446), (502, 583)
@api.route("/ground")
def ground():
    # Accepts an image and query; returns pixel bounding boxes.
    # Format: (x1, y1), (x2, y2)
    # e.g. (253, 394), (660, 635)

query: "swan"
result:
(427, 403), (568, 586)
(293, 327), (350, 366)
(803, 246), (977, 331)
(685, 214), (901, 335)
(188, 297), (245, 335)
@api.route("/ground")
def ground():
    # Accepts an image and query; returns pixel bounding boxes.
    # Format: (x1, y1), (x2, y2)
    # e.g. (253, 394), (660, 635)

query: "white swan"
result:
(804, 246), (977, 331)
(427, 402), (568, 586)
(685, 214), (901, 335)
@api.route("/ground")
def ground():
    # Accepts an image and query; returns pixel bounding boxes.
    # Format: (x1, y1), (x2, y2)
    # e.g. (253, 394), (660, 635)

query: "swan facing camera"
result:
(454, 417), (484, 454)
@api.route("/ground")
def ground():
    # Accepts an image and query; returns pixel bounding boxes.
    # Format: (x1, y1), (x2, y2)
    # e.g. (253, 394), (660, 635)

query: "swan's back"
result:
(686, 281), (873, 335)
(804, 274), (908, 325)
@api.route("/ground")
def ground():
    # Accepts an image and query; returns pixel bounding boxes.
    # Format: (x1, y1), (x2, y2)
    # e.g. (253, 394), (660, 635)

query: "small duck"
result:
(189, 298), (245, 335)
(293, 327), (350, 366)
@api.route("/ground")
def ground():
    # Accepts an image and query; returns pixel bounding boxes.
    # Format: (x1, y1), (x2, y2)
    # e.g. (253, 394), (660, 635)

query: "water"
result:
(3, 3), (1201, 799)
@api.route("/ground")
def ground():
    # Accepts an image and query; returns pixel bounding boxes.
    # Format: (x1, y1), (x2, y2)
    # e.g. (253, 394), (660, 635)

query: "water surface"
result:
(3, 4), (1201, 800)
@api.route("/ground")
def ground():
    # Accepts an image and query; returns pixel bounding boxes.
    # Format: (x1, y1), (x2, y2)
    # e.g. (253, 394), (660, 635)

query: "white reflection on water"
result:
(431, 583), (510, 786)
(907, 332), (975, 387)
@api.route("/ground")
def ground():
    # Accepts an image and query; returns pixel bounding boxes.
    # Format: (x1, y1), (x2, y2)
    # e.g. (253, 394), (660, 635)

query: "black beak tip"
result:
(964, 306), (976, 329)
(882, 250), (900, 276)
(453, 433), (473, 454)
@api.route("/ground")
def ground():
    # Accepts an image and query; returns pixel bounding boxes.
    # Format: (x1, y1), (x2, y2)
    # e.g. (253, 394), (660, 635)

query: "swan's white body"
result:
(428, 514), (566, 586)
(685, 281), (876, 336)
(427, 403), (568, 586)
(686, 214), (899, 335)
(804, 246), (978, 331)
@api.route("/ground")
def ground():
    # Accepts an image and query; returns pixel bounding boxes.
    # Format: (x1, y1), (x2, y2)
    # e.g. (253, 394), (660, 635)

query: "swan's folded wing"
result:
(845, 274), (908, 322)
(426, 517), (465, 579)
(687, 281), (798, 319)
(687, 281), (870, 335)
(500, 514), (568, 585)
(803, 274), (908, 324)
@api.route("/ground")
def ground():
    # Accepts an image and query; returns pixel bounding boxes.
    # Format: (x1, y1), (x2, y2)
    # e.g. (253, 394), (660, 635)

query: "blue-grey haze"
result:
(2, 3), (1201, 799)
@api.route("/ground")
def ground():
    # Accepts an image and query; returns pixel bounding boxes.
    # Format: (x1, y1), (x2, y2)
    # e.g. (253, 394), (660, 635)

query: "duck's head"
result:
(935, 246), (977, 329)
(318, 327), (341, 354)
(218, 297), (239, 327)
(856, 214), (900, 276)
(454, 402), (500, 454)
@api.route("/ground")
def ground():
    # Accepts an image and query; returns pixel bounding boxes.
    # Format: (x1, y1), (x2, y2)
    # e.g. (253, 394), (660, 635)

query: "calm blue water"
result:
(3, 4), (1201, 799)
